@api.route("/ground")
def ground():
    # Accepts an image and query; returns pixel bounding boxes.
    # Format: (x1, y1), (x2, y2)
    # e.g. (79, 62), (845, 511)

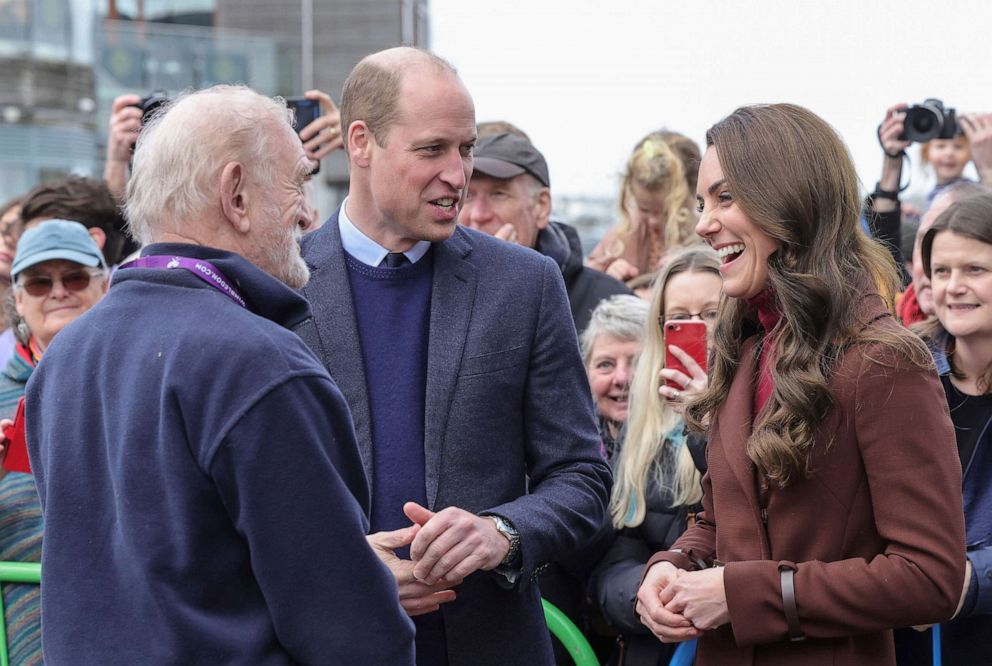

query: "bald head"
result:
(341, 47), (458, 149)
(125, 85), (296, 244)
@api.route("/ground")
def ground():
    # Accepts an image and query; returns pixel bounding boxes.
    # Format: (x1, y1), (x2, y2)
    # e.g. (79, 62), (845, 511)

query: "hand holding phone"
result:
(662, 320), (708, 391)
(287, 96), (324, 175)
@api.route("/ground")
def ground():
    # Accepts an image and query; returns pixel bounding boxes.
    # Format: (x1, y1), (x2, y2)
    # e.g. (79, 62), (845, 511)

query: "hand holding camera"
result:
(104, 91), (171, 200)
(878, 103), (912, 159)
(960, 112), (992, 183)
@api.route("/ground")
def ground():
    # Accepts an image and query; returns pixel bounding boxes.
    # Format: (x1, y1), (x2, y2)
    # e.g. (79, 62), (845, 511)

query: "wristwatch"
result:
(488, 515), (520, 566)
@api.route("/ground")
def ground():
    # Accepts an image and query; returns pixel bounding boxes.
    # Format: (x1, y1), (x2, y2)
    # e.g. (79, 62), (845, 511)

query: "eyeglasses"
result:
(18, 270), (104, 298)
(662, 309), (720, 323)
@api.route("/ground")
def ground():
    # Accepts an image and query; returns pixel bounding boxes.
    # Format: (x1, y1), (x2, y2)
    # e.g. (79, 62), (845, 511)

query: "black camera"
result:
(137, 91), (170, 125)
(899, 98), (960, 143)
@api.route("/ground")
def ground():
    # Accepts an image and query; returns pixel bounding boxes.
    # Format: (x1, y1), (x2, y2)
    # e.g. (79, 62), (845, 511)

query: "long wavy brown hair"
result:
(685, 104), (928, 486)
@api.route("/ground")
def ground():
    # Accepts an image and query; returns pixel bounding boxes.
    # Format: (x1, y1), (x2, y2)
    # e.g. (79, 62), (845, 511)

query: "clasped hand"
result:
(636, 562), (730, 643)
(366, 501), (511, 617)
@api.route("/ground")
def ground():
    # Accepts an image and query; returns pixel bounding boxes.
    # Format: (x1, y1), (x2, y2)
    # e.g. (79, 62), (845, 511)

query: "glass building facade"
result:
(0, 0), (429, 208)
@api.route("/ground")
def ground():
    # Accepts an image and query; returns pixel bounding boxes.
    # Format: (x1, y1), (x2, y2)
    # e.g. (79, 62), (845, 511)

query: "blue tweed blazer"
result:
(297, 211), (612, 666)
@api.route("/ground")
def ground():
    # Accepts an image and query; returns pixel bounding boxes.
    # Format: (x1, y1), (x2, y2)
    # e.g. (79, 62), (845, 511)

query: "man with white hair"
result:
(26, 85), (414, 664)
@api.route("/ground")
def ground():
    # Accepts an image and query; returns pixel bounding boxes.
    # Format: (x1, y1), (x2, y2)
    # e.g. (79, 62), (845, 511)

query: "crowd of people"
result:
(0, 45), (989, 666)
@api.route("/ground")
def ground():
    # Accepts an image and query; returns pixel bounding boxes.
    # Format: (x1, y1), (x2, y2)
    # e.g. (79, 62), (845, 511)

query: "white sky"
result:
(431, 0), (992, 203)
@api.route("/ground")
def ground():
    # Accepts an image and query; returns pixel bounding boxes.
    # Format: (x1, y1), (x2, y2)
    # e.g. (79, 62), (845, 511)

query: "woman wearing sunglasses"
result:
(0, 219), (108, 419)
(0, 220), (106, 666)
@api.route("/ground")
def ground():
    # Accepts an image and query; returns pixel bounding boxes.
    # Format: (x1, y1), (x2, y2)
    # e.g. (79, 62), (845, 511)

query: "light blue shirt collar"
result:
(338, 197), (431, 267)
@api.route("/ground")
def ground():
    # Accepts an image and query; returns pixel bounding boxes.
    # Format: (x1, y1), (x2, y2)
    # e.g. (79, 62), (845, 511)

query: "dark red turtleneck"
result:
(746, 288), (781, 417)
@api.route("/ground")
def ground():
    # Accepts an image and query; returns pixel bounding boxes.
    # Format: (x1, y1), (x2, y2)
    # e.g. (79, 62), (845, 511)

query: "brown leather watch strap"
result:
(779, 565), (805, 642)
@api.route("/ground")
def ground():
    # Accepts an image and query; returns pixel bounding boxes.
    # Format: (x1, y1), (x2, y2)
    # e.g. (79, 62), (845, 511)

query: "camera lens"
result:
(913, 114), (935, 133)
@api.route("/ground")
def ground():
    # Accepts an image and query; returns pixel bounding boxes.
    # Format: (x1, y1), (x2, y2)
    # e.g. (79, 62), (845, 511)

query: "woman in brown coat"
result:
(635, 104), (968, 665)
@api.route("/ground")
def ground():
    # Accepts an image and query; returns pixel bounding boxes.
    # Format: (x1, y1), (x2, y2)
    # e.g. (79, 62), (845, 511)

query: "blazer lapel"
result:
(424, 228), (478, 508)
(713, 336), (769, 556)
(299, 213), (374, 482)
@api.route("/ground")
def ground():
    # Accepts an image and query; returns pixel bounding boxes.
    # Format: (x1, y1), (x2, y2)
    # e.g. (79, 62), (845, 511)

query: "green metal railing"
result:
(0, 564), (600, 666)
(0, 561), (41, 666)
(542, 598), (599, 666)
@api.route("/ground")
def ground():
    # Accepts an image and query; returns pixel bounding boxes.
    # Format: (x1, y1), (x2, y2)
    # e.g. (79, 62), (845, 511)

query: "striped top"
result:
(0, 472), (43, 665)
(0, 347), (32, 421)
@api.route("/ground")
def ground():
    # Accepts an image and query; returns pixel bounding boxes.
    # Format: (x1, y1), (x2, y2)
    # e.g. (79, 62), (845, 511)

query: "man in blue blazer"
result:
(297, 47), (612, 665)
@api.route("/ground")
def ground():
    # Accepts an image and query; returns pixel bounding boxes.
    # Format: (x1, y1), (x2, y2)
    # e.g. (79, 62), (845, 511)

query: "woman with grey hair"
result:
(580, 294), (650, 459)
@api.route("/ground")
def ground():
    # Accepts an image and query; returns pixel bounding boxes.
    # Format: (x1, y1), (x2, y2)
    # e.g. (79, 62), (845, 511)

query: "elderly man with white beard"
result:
(25, 85), (414, 665)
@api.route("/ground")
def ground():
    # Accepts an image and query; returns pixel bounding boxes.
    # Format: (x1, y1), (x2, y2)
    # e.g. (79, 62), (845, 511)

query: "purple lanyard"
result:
(119, 256), (247, 308)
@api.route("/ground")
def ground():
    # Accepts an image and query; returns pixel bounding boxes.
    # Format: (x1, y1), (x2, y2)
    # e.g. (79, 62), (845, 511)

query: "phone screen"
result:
(2, 396), (31, 474)
(286, 98), (322, 175)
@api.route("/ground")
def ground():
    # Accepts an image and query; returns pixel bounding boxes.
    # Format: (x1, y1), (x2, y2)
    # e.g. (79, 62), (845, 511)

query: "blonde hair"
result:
(609, 246), (718, 528)
(607, 131), (698, 262)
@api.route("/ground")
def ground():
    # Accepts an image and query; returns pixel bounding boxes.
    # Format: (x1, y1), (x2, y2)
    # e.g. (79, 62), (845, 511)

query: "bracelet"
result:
(779, 565), (805, 642)
(871, 182), (899, 201)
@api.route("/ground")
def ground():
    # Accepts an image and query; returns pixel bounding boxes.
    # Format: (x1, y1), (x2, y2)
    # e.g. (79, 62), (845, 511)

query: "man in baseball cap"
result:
(462, 129), (629, 332)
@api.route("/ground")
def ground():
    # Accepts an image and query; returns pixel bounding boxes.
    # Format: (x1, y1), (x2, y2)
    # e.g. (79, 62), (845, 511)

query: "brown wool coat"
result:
(647, 303), (966, 665)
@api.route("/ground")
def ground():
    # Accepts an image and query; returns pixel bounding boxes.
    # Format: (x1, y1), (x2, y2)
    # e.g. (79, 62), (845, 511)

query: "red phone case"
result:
(2, 396), (30, 474)
(663, 320), (708, 389)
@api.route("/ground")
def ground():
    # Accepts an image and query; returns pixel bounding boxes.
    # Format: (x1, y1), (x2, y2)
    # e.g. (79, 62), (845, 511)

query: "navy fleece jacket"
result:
(26, 243), (414, 665)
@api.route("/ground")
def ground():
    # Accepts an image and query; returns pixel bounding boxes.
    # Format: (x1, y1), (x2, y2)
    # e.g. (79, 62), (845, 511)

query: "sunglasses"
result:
(19, 270), (104, 298)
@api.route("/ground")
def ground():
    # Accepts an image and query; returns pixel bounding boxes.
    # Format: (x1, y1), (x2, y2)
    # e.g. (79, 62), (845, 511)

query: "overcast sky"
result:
(431, 0), (992, 204)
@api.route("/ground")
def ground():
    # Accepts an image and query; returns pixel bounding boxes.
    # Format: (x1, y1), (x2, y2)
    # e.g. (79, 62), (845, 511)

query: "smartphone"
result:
(2, 396), (31, 474)
(286, 97), (322, 175)
(663, 320), (708, 389)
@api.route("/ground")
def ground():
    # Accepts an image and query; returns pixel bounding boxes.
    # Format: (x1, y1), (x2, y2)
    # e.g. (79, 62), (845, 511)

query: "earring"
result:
(16, 320), (30, 342)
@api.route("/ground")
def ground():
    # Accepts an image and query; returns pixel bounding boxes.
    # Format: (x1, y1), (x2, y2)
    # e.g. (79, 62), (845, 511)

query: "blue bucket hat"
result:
(11, 219), (106, 280)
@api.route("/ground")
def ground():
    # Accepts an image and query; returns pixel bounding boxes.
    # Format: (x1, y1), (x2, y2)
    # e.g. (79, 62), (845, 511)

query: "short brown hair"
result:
(340, 48), (456, 147)
(20, 176), (131, 265)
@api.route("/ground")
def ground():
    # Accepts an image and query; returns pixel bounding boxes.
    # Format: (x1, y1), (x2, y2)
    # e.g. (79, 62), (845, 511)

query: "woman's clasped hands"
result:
(635, 561), (730, 642)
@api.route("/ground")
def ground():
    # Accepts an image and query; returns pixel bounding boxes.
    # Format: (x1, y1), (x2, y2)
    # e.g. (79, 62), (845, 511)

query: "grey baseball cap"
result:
(473, 132), (550, 188)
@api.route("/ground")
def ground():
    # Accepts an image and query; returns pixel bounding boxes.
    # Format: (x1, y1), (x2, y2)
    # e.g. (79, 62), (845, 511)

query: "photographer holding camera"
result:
(875, 101), (992, 209)
(102, 90), (344, 204)
(103, 93), (144, 202)
(869, 102), (992, 320)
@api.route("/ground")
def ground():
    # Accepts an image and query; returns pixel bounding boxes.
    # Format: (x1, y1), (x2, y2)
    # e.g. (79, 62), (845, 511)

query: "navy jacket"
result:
(298, 214), (613, 666)
(27, 243), (414, 665)
(536, 220), (631, 333)
(906, 332), (992, 665)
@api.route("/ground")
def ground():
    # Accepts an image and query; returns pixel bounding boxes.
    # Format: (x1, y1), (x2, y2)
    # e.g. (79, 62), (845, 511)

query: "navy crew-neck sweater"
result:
(346, 250), (449, 664)
(345, 250), (433, 537)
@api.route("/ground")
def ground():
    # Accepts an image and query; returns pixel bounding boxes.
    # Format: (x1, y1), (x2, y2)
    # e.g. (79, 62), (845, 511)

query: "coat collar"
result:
(121, 242), (312, 329)
(714, 292), (894, 550)
(713, 336), (767, 540)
